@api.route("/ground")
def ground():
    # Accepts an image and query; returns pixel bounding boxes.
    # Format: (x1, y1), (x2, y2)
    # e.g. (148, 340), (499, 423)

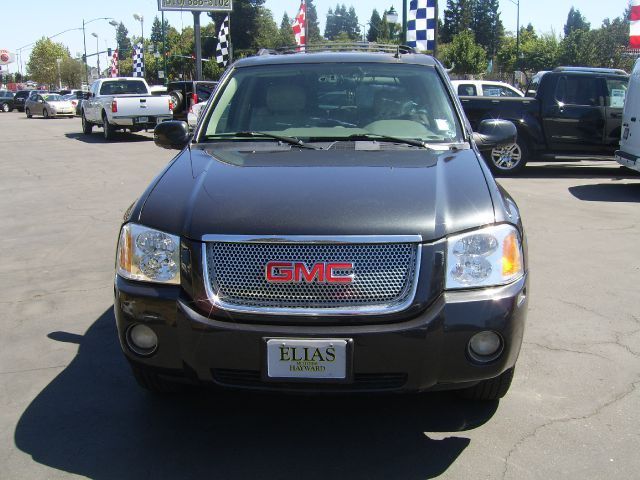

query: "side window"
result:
(606, 78), (628, 108)
(483, 86), (501, 97)
(498, 86), (520, 97)
(555, 76), (600, 106)
(457, 84), (477, 96)
(196, 83), (214, 102)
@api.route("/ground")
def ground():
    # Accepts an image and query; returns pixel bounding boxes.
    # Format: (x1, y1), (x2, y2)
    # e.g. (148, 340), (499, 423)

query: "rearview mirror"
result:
(154, 120), (190, 150)
(472, 119), (517, 150)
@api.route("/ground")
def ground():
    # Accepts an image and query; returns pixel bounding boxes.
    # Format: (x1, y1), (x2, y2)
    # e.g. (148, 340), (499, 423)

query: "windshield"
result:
(201, 63), (462, 144)
(43, 94), (63, 102)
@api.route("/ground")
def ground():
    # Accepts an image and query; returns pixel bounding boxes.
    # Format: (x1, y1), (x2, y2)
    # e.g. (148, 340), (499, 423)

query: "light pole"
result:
(91, 33), (100, 79)
(508, 0), (520, 79)
(82, 17), (114, 86)
(133, 14), (144, 45)
(56, 58), (62, 89)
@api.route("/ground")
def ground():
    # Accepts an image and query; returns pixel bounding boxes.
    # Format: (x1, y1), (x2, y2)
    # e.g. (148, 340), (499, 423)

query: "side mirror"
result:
(154, 120), (190, 150)
(472, 119), (517, 151)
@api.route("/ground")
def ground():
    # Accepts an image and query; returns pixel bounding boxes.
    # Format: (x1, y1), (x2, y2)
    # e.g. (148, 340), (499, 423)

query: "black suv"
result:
(115, 45), (528, 400)
(167, 80), (217, 121)
(13, 90), (31, 112)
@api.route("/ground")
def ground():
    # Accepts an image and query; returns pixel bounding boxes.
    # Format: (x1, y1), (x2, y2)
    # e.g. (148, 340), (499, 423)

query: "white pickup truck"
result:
(81, 77), (173, 140)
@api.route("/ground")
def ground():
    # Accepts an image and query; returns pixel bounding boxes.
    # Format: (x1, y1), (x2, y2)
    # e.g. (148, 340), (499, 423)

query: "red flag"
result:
(631, 0), (640, 48)
(110, 49), (119, 77)
(292, 0), (306, 50)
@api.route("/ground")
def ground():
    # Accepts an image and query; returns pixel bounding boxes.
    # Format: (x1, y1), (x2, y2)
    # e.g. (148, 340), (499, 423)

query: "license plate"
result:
(137, 116), (149, 123)
(266, 338), (348, 379)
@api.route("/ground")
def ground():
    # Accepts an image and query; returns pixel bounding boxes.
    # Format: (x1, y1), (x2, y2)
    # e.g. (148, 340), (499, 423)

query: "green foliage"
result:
(442, 0), (503, 57)
(367, 10), (382, 42)
(558, 29), (598, 66)
(254, 7), (279, 49)
(564, 7), (590, 36)
(27, 38), (70, 87)
(116, 22), (132, 56)
(443, 30), (488, 75)
(324, 4), (360, 40)
(208, 0), (266, 52)
(306, 0), (322, 43)
(59, 57), (84, 88)
(278, 13), (296, 48)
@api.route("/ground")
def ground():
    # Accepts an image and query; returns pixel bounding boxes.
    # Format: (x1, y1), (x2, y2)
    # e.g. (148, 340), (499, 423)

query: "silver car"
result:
(25, 93), (75, 119)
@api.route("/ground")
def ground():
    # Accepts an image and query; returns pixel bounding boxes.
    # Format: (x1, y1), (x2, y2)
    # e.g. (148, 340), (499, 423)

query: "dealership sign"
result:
(0, 49), (15, 65)
(157, 0), (232, 12)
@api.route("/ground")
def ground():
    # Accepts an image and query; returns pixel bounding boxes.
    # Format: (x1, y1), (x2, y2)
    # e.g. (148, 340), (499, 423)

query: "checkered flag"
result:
(132, 42), (145, 77)
(110, 49), (119, 78)
(292, 0), (306, 51)
(407, 0), (436, 52)
(216, 15), (230, 68)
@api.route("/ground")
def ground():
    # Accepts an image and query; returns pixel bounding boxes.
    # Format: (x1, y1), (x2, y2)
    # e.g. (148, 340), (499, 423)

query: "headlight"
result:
(116, 223), (180, 284)
(446, 224), (523, 289)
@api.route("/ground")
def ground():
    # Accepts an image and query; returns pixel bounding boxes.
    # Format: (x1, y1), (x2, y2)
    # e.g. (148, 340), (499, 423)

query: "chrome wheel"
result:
(491, 143), (522, 171)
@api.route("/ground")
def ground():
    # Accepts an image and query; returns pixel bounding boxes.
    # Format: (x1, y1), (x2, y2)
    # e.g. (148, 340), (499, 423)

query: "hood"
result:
(138, 145), (496, 242)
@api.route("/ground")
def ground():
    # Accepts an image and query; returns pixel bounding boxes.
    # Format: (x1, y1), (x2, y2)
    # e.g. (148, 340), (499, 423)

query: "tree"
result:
(306, 0), (322, 42)
(442, 30), (487, 75)
(278, 13), (295, 47)
(367, 10), (382, 42)
(27, 38), (69, 87)
(255, 7), (280, 49)
(208, 0), (267, 55)
(116, 22), (133, 57)
(59, 57), (84, 88)
(150, 16), (170, 46)
(472, 0), (503, 57)
(558, 29), (597, 66)
(564, 7), (590, 36)
(442, 0), (474, 43)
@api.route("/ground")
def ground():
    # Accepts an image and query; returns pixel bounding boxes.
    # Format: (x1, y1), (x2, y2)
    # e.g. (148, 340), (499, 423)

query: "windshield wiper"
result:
(203, 131), (318, 149)
(344, 133), (428, 148)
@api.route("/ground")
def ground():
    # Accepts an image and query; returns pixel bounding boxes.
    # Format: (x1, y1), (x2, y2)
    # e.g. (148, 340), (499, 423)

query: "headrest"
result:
(266, 84), (306, 112)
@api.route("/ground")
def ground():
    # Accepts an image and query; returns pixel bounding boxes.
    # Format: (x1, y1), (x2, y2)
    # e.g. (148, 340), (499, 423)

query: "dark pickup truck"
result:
(460, 67), (629, 174)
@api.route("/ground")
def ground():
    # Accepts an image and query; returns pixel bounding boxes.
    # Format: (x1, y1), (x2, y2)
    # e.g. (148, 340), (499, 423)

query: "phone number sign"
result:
(158, 0), (232, 12)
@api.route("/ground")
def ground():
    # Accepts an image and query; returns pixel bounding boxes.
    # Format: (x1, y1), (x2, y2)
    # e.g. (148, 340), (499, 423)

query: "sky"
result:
(0, 0), (631, 74)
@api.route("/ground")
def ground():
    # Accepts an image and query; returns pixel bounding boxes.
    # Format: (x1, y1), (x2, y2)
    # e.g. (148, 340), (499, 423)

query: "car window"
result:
(605, 78), (628, 108)
(484, 85), (520, 97)
(555, 76), (601, 106)
(457, 84), (477, 96)
(196, 83), (215, 102)
(99, 80), (147, 95)
(203, 63), (462, 144)
(43, 94), (62, 102)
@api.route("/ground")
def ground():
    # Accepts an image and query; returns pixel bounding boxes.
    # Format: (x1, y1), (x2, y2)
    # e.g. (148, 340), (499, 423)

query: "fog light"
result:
(126, 324), (158, 356)
(468, 331), (502, 362)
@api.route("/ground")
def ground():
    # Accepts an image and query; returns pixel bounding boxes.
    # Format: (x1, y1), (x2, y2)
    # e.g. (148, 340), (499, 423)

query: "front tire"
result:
(458, 368), (515, 401)
(487, 140), (529, 176)
(43, 109), (49, 119)
(102, 113), (115, 141)
(81, 112), (93, 134)
(1, 103), (9, 112)
(25, 108), (32, 118)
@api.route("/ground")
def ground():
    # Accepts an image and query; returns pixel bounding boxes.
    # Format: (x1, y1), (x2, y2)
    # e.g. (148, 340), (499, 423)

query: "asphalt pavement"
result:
(0, 111), (639, 479)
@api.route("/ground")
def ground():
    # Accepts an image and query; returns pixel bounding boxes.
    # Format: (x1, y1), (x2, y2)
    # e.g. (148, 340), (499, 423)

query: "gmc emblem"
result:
(265, 262), (354, 284)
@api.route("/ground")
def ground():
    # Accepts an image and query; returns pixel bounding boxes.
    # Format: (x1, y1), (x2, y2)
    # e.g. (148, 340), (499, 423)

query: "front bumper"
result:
(114, 275), (528, 393)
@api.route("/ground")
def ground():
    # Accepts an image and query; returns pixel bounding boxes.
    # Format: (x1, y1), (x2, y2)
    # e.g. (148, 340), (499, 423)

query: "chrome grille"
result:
(204, 239), (420, 314)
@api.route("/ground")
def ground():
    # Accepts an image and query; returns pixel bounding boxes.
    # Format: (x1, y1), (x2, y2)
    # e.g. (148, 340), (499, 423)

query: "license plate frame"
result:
(137, 116), (149, 123)
(263, 338), (353, 383)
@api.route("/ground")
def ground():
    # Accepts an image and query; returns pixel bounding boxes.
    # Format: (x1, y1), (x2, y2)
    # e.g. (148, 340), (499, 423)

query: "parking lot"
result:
(1, 111), (639, 479)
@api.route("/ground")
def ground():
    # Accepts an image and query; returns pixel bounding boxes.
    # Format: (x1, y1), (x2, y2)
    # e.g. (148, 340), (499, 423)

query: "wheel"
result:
(43, 109), (49, 119)
(102, 113), (115, 141)
(1, 103), (9, 113)
(169, 90), (185, 114)
(25, 108), (32, 118)
(487, 139), (529, 176)
(458, 368), (515, 401)
(81, 112), (93, 134)
(130, 364), (181, 393)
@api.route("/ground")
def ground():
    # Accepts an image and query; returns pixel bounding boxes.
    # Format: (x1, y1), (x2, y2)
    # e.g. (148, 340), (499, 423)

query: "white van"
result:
(615, 58), (640, 172)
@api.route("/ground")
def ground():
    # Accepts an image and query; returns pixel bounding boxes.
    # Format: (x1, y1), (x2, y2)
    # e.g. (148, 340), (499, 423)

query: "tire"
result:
(81, 112), (93, 134)
(486, 139), (529, 176)
(1, 103), (9, 113)
(130, 364), (181, 393)
(458, 368), (515, 401)
(102, 113), (115, 141)
(43, 109), (49, 119)
(169, 90), (185, 114)
(25, 108), (32, 118)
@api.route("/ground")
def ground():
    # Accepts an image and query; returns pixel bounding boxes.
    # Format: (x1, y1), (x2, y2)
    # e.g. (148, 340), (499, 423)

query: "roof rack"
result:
(258, 42), (417, 57)
(553, 66), (628, 76)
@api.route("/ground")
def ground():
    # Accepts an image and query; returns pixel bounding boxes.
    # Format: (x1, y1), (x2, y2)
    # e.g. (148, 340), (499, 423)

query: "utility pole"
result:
(194, 12), (202, 80)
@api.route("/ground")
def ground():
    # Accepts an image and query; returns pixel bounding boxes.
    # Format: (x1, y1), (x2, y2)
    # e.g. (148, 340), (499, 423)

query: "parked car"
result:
(24, 93), (75, 118)
(61, 93), (84, 116)
(114, 46), (528, 401)
(81, 77), (173, 140)
(0, 90), (15, 112)
(167, 80), (217, 121)
(615, 58), (640, 173)
(459, 66), (629, 174)
(13, 90), (34, 112)
(451, 80), (524, 97)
